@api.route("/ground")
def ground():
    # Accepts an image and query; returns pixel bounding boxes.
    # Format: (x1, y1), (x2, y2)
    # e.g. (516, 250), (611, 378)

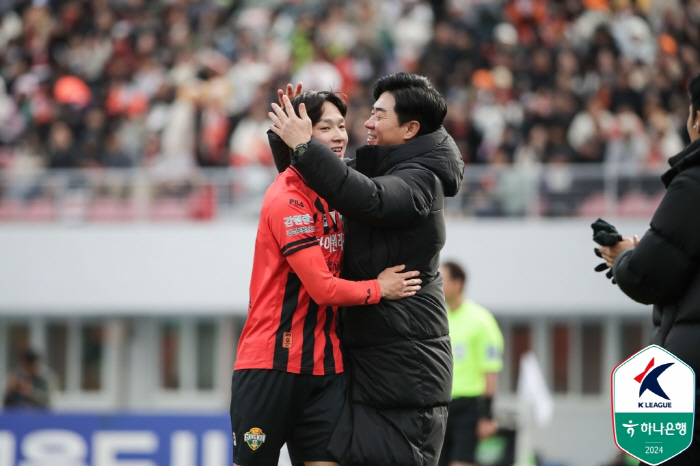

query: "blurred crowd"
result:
(0, 0), (698, 215)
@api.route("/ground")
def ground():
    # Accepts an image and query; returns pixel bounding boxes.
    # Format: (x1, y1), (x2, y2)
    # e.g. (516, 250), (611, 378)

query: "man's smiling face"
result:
(364, 92), (411, 146)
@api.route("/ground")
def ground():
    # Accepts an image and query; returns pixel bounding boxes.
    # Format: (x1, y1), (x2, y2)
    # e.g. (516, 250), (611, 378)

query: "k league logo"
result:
(612, 345), (695, 465)
(635, 358), (673, 407)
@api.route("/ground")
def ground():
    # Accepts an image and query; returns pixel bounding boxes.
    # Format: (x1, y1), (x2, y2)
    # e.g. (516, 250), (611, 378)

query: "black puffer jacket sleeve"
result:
(613, 171), (700, 305)
(267, 130), (292, 173)
(294, 139), (437, 228)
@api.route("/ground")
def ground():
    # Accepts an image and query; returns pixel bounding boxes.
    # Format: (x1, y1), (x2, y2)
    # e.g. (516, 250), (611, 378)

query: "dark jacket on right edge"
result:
(613, 138), (700, 420)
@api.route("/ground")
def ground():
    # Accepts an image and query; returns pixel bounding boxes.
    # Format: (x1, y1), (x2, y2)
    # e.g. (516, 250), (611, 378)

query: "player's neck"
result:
(446, 295), (463, 312)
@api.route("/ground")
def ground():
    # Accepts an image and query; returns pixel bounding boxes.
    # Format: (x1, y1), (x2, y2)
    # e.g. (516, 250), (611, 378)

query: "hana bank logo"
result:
(635, 358), (674, 408)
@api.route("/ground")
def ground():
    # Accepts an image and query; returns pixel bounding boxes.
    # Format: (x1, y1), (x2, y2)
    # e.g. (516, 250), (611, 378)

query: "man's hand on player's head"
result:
(378, 265), (421, 300)
(269, 95), (313, 149)
(277, 82), (303, 107)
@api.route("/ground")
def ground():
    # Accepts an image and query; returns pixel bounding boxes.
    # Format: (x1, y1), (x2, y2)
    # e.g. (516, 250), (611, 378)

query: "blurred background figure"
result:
(440, 261), (504, 466)
(3, 349), (50, 409)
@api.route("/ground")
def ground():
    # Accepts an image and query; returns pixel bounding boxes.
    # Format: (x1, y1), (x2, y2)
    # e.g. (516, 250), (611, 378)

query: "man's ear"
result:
(403, 120), (421, 141)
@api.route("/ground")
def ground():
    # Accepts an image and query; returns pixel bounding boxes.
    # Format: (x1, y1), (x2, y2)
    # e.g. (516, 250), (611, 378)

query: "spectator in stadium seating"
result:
(603, 108), (649, 171)
(269, 72), (463, 466)
(98, 131), (133, 168)
(567, 95), (612, 163)
(47, 121), (82, 169)
(231, 89), (421, 466)
(647, 109), (685, 167)
(228, 90), (275, 166)
(598, 73), (700, 465)
(3, 349), (50, 409)
(439, 261), (504, 466)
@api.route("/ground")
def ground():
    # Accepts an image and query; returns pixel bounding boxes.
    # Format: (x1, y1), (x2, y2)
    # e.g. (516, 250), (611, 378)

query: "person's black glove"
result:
(591, 218), (622, 246)
(593, 247), (616, 284)
(591, 218), (622, 284)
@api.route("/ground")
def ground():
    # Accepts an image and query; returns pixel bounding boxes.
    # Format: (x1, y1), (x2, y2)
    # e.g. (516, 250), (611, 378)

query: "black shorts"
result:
(328, 401), (448, 466)
(438, 397), (479, 466)
(230, 369), (346, 466)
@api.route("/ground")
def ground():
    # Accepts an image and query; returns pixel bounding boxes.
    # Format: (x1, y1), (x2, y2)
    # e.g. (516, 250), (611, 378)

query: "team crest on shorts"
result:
(244, 427), (266, 451)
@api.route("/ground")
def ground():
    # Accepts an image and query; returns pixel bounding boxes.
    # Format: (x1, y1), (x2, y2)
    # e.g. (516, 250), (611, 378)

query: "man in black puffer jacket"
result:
(269, 73), (464, 466)
(598, 73), (700, 465)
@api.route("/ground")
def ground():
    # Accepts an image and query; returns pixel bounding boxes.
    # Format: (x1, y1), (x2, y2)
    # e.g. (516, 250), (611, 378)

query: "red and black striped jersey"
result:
(235, 167), (380, 375)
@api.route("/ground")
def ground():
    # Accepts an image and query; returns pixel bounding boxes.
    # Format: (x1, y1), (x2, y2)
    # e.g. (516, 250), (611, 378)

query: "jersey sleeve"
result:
(267, 191), (319, 257)
(479, 313), (504, 373)
(266, 190), (381, 307)
(286, 246), (381, 307)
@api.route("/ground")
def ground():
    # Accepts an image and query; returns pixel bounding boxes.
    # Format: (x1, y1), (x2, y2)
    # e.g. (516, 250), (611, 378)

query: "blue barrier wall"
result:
(0, 412), (232, 466)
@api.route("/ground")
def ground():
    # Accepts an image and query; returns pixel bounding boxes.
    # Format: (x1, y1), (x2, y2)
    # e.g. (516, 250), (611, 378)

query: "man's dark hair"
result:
(442, 261), (467, 291)
(372, 72), (447, 137)
(689, 73), (700, 117)
(289, 91), (347, 125)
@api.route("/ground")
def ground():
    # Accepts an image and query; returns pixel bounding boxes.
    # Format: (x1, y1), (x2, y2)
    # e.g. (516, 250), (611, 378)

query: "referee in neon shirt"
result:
(439, 261), (504, 466)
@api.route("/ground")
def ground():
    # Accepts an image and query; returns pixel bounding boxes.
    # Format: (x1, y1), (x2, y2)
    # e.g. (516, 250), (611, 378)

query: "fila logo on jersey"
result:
(289, 199), (304, 207)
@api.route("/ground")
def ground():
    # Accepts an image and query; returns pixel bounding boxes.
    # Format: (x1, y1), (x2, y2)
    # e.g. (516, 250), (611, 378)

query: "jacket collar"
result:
(661, 138), (700, 187)
(354, 127), (450, 178)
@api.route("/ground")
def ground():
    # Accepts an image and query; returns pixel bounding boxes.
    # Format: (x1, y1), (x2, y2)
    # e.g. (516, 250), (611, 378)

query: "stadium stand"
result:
(0, 0), (696, 220)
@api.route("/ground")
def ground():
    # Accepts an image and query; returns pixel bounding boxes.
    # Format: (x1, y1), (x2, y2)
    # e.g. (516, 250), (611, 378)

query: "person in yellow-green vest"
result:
(438, 261), (504, 466)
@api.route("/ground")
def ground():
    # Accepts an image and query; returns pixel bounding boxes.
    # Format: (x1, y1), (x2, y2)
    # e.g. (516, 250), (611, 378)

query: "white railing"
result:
(0, 163), (667, 222)
(448, 163), (666, 218)
(0, 166), (277, 223)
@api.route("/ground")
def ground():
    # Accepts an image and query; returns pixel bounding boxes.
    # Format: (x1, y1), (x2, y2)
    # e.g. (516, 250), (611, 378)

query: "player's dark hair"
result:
(289, 91), (347, 126)
(372, 72), (447, 137)
(442, 261), (467, 290)
(689, 73), (700, 118)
